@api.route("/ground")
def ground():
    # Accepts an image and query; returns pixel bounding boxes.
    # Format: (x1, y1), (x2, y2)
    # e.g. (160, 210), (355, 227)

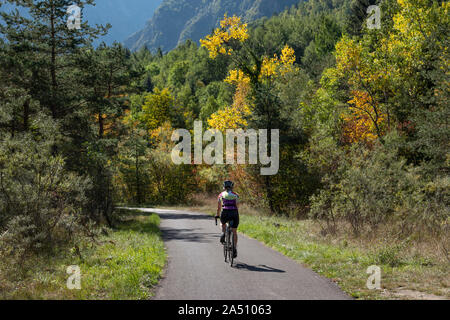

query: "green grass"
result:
(237, 214), (449, 300)
(0, 211), (166, 300)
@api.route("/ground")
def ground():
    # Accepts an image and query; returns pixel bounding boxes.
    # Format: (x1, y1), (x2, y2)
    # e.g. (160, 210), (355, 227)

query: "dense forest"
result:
(0, 0), (448, 271)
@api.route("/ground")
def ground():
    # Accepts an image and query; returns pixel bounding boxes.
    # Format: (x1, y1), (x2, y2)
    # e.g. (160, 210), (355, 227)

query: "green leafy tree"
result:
(141, 88), (175, 130)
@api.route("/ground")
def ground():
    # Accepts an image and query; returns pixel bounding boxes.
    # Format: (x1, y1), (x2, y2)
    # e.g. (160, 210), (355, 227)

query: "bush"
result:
(373, 245), (405, 268)
(0, 116), (91, 262)
(398, 175), (449, 247)
(309, 132), (449, 240)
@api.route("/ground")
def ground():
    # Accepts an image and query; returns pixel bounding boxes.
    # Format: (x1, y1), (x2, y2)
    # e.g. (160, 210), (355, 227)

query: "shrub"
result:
(373, 245), (404, 267)
(0, 116), (91, 262)
(398, 175), (449, 257)
(309, 132), (449, 240)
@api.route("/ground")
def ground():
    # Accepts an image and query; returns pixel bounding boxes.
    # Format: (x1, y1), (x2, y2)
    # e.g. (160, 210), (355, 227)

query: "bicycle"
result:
(215, 216), (235, 267)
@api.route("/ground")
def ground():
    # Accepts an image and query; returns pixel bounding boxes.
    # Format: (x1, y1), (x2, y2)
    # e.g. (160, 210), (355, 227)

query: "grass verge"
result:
(0, 210), (166, 299)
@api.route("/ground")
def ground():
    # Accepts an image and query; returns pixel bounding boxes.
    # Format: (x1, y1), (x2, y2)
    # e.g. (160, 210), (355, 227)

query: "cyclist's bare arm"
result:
(216, 199), (221, 217)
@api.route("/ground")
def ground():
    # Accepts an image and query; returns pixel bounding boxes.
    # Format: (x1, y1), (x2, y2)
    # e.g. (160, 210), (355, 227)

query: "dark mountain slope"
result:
(125, 0), (300, 52)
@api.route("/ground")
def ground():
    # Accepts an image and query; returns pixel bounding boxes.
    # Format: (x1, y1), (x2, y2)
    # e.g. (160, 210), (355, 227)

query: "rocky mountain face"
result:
(124, 0), (300, 52)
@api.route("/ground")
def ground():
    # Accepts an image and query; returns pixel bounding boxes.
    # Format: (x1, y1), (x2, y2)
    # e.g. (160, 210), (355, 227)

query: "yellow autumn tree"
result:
(331, 36), (388, 143)
(199, 14), (249, 59)
(200, 14), (297, 81)
(388, 0), (449, 74)
(260, 45), (297, 78)
(224, 69), (250, 85)
(386, 0), (449, 110)
(208, 77), (251, 131)
(201, 15), (298, 131)
(330, 0), (449, 145)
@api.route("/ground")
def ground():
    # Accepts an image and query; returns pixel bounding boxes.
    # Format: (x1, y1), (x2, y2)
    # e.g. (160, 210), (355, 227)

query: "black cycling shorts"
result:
(220, 209), (239, 228)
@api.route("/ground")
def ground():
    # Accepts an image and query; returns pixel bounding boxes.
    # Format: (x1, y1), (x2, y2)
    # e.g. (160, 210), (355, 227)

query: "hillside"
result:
(84, 0), (162, 45)
(124, 0), (300, 52)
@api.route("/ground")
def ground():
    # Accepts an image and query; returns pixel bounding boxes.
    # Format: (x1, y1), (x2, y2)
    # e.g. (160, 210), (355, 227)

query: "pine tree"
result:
(345, 0), (379, 36)
(0, 0), (108, 119)
(78, 42), (141, 138)
(0, 0), (117, 227)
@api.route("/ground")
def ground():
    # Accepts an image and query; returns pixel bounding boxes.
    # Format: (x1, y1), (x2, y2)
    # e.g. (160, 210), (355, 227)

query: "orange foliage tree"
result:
(324, 36), (390, 144)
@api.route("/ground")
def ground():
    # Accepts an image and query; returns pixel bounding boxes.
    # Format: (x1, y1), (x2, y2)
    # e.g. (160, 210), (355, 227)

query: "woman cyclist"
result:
(216, 180), (239, 258)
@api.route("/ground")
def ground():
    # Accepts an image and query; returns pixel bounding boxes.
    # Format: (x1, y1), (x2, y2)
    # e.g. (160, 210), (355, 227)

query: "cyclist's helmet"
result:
(223, 180), (234, 190)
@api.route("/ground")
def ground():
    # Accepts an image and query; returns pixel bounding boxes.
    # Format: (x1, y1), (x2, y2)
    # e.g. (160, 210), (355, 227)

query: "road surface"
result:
(133, 208), (350, 300)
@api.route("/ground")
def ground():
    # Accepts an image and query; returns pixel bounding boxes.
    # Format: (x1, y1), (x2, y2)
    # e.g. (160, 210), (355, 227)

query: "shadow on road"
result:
(161, 227), (219, 243)
(233, 263), (286, 273)
(159, 212), (212, 221)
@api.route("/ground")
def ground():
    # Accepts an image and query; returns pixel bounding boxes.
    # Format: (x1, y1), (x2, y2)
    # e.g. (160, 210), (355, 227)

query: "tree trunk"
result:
(135, 143), (142, 204)
(98, 112), (104, 137)
(265, 175), (275, 213)
(49, 1), (57, 119)
(23, 99), (30, 131)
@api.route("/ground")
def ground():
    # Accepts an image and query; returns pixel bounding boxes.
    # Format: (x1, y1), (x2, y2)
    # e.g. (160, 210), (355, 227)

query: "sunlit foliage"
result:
(200, 14), (249, 58)
(141, 88), (174, 130)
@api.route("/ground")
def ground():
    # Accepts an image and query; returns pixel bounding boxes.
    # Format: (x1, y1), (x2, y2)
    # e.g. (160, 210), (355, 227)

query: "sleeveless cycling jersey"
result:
(218, 190), (239, 210)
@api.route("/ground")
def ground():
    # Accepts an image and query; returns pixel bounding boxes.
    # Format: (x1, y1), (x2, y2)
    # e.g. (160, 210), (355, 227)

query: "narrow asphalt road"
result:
(133, 208), (350, 300)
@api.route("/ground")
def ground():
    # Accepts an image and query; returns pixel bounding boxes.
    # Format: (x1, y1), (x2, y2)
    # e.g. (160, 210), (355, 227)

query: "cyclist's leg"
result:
(220, 211), (228, 243)
(231, 228), (237, 258)
(233, 210), (239, 246)
(232, 228), (238, 247)
(221, 212), (228, 231)
(231, 210), (239, 257)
